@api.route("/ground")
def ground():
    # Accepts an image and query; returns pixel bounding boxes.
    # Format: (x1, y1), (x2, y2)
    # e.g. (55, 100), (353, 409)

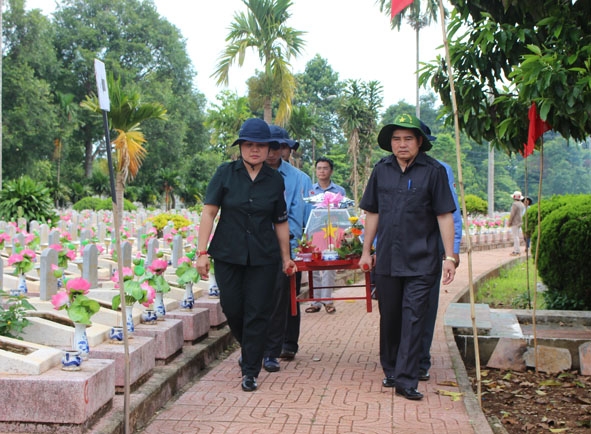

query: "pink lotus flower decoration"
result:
(66, 277), (91, 295)
(141, 282), (156, 307)
(51, 291), (69, 309)
(148, 259), (168, 275)
(314, 192), (344, 209)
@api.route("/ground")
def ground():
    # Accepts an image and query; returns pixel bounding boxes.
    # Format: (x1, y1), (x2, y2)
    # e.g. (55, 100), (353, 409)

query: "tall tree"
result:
(81, 73), (167, 217)
(338, 80), (383, 205)
(212, 0), (306, 125)
(421, 0), (591, 155)
(376, 0), (440, 117)
(53, 0), (196, 177)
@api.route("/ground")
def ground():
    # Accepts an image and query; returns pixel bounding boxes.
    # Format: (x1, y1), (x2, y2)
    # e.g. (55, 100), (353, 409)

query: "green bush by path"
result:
(73, 197), (137, 212)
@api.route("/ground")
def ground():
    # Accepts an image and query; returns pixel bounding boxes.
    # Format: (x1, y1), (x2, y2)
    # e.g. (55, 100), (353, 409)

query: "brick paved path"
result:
(139, 247), (517, 434)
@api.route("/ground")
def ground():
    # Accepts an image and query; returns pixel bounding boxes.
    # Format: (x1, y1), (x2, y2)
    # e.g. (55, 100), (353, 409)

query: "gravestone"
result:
(80, 229), (92, 245)
(171, 235), (183, 267)
(121, 241), (132, 268)
(39, 248), (59, 301)
(29, 221), (40, 235)
(39, 224), (50, 248)
(82, 244), (99, 288)
(48, 229), (60, 246)
(146, 238), (159, 267)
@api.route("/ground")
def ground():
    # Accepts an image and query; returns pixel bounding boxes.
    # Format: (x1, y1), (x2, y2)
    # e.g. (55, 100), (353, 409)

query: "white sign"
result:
(93, 59), (110, 112)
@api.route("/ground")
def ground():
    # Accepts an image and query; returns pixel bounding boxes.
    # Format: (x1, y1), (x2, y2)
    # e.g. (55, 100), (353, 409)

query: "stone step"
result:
(444, 303), (492, 335)
(490, 310), (524, 338)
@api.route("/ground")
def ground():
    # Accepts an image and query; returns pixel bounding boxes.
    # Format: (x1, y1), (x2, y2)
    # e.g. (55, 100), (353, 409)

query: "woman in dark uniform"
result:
(196, 118), (296, 392)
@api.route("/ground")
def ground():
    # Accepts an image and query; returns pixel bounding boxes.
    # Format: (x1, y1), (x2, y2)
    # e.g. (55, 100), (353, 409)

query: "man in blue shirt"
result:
(306, 157), (346, 314)
(263, 126), (313, 372)
(417, 122), (462, 381)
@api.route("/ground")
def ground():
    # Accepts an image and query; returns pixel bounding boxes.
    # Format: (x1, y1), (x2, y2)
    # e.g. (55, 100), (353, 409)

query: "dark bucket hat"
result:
(232, 118), (279, 148)
(270, 125), (298, 151)
(377, 113), (433, 152)
(419, 120), (436, 142)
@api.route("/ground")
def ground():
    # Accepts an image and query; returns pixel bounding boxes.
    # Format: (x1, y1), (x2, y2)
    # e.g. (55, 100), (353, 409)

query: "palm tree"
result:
(81, 73), (167, 216)
(211, 0), (306, 125)
(338, 80), (383, 205)
(376, 0), (440, 117)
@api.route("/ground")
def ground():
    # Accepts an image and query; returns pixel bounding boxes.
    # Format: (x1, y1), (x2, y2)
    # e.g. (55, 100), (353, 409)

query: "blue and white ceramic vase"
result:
(73, 322), (90, 360)
(142, 309), (157, 324)
(180, 282), (194, 310)
(154, 292), (166, 320)
(17, 273), (28, 295)
(61, 350), (82, 371)
(125, 305), (135, 333)
(109, 326), (124, 343)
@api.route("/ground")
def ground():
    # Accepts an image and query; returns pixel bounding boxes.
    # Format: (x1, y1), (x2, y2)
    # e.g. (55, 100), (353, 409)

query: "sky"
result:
(25, 0), (446, 109)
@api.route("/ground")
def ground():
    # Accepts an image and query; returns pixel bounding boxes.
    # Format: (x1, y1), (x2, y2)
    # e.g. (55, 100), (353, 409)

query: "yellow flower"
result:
(348, 216), (359, 224)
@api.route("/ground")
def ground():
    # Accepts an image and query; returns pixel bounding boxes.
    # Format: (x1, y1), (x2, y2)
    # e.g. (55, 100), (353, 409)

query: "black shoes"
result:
(418, 369), (430, 381)
(279, 349), (296, 360)
(395, 387), (423, 400)
(382, 377), (396, 388)
(241, 375), (258, 392)
(263, 357), (280, 372)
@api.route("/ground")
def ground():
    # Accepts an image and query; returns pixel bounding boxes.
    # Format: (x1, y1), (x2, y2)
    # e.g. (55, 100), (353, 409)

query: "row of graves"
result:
(0, 210), (229, 433)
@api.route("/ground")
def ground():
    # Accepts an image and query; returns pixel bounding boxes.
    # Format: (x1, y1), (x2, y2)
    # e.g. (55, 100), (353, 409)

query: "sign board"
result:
(93, 59), (110, 112)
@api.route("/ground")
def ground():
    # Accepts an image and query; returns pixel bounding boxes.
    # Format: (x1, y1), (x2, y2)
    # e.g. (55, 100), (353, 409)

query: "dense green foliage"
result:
(72, 197), (137, 212)
(0, 176), (59, 223)
(464, 194), (487, 215)
(0, 291), (36, 339)
(535, 196), (591, 310)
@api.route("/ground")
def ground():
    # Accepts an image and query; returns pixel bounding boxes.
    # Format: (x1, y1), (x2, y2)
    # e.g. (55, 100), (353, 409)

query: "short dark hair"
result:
(315, 157), (334, 170)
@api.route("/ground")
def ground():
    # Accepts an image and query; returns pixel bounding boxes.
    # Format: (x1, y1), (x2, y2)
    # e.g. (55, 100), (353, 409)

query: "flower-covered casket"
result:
(303, 192), (356, 252)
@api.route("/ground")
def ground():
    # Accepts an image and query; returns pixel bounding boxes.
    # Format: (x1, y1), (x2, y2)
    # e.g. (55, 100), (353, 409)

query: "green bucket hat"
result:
(377, 113), (433, 152)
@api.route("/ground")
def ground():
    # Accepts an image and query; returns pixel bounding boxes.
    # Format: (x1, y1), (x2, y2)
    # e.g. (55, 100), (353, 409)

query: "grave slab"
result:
(0, 336), (63, 375)
(90, 335), (156, 388)
(524, 345), (572, 374)
(486, 338), (527, 371)
(0, 358), (115, 424)
(195, 296), (227, 328)
(166, 307), (210, 343)
(133, 318), (184, 363)
(579, 342), (591, 375)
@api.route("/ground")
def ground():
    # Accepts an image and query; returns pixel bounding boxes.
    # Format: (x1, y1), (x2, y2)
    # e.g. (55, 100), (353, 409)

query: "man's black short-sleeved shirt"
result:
(359, 153), (456, 276)
(205, 159), (288, 266)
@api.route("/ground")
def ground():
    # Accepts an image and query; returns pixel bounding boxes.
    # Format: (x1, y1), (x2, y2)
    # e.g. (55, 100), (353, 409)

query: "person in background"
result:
(196, 118), (295, 392)
(306, 157), (346, 314)
(417, 121), (462, 382)
(358, 113), (456, 401)
(508, 191), (526, 256)
(263, 126), (312, 372)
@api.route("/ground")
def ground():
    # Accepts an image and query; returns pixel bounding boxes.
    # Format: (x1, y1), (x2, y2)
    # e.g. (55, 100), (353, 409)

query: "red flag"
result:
(391, 0), (413, 19)
(522, 102), (551, 158)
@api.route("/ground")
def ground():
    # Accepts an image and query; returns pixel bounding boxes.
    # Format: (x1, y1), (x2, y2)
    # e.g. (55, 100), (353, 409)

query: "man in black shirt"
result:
(358, 113), (456, 401)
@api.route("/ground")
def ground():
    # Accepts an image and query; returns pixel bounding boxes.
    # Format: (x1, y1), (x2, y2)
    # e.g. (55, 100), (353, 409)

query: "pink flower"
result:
(66, 250), (77, 261)
(141, 282), (156, 307)
(315, 192), (344, 209)
(111, 267), (134, 284)
(178, 256), (191, 265)
(66, 277), (91, 295)
(49, 243), (63, 252)
(0, 232), (11, 243)
(8, 253), (24, 266)
(21, 249), (36, 260)
(51, 291), (70, 310)
(148, 259), (168, 275)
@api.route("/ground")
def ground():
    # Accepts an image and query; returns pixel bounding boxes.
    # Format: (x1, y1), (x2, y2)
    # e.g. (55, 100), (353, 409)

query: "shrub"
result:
(0, 291), (36, 339)
(465, 194), (487, 214)
(149, 213), (192, 237)
(72, 197), (137, 212)
(0, 176), (59, 224)
(538, 197), (591, 310)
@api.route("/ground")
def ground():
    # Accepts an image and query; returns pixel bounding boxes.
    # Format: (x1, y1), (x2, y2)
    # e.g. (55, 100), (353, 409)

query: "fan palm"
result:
(212, 0), (305, 125)
(376, 0), (440, 117)
(81, 73), (167, 216)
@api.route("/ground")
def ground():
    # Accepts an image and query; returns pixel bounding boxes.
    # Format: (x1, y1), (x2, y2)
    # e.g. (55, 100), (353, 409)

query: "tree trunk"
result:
(115, 171), (125, 220)
(263, 96), (273, 124)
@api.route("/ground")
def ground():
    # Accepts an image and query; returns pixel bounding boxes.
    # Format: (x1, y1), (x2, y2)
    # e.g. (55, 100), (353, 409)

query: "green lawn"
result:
(475, 258), (545, 309)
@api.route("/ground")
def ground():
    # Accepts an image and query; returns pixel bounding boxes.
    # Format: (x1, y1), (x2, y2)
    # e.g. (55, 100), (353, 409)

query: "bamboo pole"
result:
(436, 0), (482, 404)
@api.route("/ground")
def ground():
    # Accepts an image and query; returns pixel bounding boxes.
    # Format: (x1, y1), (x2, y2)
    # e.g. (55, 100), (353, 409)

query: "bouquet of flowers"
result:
(50, 243), (77, 268)
(145, 258), (171, 294)
(296, 233), (315, 254)
(111, 263), (156, 310)
(8, 249), (37, 275)
(0, 232), (11, 251)
(337, 216), (364, 259)
(175, 252), (200, 286)
(51, 277), (101, 325)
